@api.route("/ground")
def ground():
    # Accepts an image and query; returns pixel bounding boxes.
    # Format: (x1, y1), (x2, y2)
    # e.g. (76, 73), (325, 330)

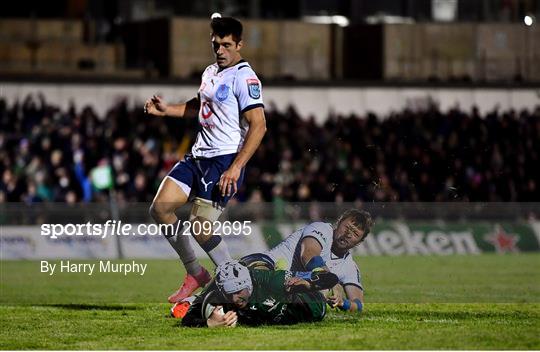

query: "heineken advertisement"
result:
(267, 221), (540, 256)
(353, 221), (540, 255)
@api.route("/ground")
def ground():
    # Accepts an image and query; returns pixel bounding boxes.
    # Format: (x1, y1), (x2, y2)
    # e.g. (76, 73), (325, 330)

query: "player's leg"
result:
(189, 197), (231, 265)
(150, 159), (211, 302)
(188, 154), (245, 265)
(150, 177), (199, 272)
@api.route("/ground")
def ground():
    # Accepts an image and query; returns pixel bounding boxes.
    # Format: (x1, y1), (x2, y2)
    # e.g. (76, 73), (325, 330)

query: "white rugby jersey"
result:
(192, 60), (264, 158)
(266, 222), (364, 290)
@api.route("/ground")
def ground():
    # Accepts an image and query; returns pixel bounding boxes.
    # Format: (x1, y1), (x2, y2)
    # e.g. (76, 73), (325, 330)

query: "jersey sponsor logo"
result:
(262, 298), (279, 311)
(200, 122), (216, 129)
(216, 84), (229, 102)
(312, 230), (327, 242)
(201, 101), (213, 119)
(262, 298), (275, 306)
(246, 79), (261, 99)
(273, 304), (287, 322)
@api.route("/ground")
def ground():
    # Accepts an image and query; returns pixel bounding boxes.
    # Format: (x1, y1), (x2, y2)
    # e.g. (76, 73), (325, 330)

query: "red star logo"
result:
(484, 224), (519, 253)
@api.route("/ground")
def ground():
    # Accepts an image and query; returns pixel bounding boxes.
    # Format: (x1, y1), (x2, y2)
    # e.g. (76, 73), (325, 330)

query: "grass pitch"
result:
(1, 254), (539, 349)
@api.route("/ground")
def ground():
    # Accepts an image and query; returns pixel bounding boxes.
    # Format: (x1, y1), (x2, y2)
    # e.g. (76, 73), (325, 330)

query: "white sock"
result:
(203, 236), (232, 265)
(163, 221), (203, 276)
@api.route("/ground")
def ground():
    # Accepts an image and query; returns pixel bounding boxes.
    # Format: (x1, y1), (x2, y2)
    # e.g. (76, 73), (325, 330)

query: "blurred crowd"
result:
(0, 94), (539, 204)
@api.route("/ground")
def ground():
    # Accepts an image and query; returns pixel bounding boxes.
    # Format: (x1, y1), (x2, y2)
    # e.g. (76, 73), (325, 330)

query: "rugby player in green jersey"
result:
(178, 260), (338, 327)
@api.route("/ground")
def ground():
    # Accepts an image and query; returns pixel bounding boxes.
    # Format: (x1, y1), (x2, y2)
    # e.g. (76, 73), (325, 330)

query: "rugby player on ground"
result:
(176, 260), (338, 327)
(241, 209), (373, 313)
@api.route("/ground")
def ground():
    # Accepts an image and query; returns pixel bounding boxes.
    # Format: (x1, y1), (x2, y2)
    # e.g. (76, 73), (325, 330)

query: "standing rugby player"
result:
(144, 17), (266, 303)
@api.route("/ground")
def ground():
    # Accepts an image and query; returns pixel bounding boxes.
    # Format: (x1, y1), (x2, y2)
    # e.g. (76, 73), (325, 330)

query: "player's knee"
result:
(149, 201), (174, 222)
(148, 202), (160, 221)
(190, 216), (213, 238)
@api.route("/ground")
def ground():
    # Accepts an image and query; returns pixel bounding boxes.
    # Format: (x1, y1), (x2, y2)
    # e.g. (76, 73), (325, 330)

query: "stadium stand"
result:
(0, 95), (538, 203)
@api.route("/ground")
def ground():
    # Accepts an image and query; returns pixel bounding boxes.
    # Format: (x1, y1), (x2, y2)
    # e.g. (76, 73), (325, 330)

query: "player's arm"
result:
(328, 284), (364, 313)
(256, 269), (335, 295)
(285, 271), (339, 294)
(344, 284), (364, 312)
(206, 306), (238, 328)
(181, 297), (207, 327)
(218, 107), (266, 196)
(181, 282), (222, 327)
(300, 237), (327, 271)
(144, 95), (200, 118)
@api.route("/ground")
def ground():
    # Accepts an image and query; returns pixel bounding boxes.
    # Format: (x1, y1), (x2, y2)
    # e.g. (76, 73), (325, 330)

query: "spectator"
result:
(0, 95), (538, 203)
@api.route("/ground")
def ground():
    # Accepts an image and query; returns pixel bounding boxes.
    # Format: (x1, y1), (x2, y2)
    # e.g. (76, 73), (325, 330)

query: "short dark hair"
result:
(211, 17), (243, 43)
(336, 209), (373, 240)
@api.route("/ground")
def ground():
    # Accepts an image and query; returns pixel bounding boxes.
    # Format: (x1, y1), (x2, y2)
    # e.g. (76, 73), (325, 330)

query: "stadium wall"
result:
(1, 82), (538, 123)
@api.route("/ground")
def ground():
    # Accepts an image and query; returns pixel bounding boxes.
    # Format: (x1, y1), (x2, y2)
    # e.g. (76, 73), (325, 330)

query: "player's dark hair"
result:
(211, 17), (243, 43)
(336, 209), (373, 240)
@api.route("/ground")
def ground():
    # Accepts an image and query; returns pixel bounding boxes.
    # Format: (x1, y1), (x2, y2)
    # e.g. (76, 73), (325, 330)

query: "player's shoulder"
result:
(302, 222), (333, 245)
(234, 61), (259, 79)
(248, 267), (269, 284)
(250, 267), (284, 279)
(202, 63), (218, 77)
(250, 268), (288, 290)
(231, 61), (263, 101)
(304, 222), (333, 235)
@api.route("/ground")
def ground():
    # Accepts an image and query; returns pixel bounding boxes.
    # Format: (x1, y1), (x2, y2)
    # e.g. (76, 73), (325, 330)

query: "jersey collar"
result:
(217, 59), (247, 73)
(330, 250), (350, 260)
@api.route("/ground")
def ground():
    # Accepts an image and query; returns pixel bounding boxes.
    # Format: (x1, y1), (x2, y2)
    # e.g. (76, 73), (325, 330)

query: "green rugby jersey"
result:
(182, 269), (326, 327)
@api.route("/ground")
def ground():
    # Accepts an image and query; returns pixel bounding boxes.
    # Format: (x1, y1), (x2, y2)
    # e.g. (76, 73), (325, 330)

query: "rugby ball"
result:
(204, 304), (224, 319)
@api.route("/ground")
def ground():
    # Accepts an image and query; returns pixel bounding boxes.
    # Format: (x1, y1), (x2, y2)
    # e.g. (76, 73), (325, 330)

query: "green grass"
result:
(1, 254), (539, 349)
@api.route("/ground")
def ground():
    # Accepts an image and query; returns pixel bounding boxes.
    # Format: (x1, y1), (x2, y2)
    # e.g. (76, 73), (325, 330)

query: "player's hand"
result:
(207, 306), (238, 328)
(144, 95), (168, 116)
(326, 289), (344, 309)
(218, 166), (241, 197)
(221, 310), (238, 327)
(285, 277), (311, 293)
